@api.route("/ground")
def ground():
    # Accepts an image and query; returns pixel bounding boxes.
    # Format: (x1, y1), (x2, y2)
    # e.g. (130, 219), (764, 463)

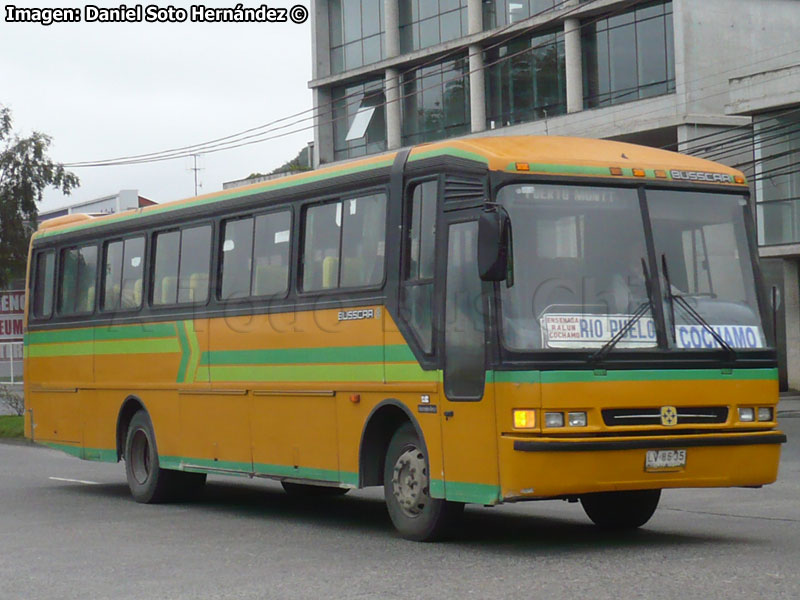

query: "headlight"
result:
(545, 412), (564, 428)
(568, 412), (587, 427)
(738, 407), (755, 422)
(757, 407), (773, 422)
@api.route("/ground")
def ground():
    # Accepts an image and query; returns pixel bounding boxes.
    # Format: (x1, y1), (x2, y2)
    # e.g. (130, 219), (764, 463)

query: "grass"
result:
(0, 415), (24, 438)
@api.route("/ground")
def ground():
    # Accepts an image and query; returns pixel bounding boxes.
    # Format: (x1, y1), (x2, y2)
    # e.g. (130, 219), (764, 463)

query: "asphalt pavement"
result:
(0, 414), (798, 599)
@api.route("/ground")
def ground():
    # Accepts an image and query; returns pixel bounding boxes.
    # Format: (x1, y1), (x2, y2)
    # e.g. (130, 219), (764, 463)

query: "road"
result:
(1, 408), (799, 600)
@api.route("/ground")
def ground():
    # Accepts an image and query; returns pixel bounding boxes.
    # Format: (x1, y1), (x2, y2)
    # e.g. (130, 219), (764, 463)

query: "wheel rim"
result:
(130, 429), (151, 485)
(391, 445), (429, 518)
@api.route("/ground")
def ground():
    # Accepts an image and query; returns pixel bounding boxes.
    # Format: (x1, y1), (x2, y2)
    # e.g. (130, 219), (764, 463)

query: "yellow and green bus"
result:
(24, 135), (785, 540)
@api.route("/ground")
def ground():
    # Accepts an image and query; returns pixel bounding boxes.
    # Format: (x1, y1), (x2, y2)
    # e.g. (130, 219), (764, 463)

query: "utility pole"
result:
(189, 154), (204, 196)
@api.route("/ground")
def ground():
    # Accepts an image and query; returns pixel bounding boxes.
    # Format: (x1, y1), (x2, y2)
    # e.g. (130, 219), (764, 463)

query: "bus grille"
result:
(602, 407), (729, 426)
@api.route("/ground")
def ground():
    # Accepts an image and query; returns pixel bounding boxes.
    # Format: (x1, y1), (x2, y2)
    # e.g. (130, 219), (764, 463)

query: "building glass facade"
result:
(482, 0), (559, 30)
(756, 111), (800, 245)
(329, 0), (385, 75)
(485, 31), (566, 128)
(402, 56), (470, 145)
(332, 78), (387, 160)
(582, 1), (674, 108)
(399, 0), (468, 53)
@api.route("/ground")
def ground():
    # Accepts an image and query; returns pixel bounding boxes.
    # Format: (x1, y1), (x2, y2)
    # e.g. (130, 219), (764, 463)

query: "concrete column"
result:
(384, 0), (400, 58)
(313, 87), (334, 167)
(385, 67), (402, 150)
(469, 44), (486, 134)
(784, 259), (800, 390)
(467, 0), (482, 35)
(564, 17), (584, 114)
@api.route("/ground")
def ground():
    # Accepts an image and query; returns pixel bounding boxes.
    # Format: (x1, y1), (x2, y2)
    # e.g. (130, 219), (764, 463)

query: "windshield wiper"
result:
(590, 258), (654, 364)
(661, 254), (737, 360)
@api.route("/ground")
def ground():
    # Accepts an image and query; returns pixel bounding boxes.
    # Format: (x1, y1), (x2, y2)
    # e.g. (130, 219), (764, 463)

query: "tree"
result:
(0, 105), (79, 287)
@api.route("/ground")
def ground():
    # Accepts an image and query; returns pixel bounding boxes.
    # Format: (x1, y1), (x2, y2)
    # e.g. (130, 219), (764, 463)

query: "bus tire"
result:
(281, 482), (349, 497)
(124, 410), (201, 503)
(580, 489), (661, 529)
(383, 422), (463, 541)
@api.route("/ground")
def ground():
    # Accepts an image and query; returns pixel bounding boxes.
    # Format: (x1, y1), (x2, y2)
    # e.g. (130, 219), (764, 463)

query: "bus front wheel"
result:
(383, 423), (463, 541)
(580, 489), (661, 529)
(124, 410), (206, 503)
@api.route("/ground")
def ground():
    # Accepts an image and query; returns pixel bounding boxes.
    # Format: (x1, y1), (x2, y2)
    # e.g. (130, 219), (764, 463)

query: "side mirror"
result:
(478, 207), (512, 282)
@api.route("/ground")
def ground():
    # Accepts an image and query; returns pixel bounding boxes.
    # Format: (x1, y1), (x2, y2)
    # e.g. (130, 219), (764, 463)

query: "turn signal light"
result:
(513, 409), (536, 429)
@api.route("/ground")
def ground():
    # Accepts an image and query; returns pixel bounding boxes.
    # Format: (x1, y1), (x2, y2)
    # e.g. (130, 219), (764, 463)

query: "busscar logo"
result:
(660, 406), (678, 427)
(670, 170), (735, 184)
(337, 309), (375, 322)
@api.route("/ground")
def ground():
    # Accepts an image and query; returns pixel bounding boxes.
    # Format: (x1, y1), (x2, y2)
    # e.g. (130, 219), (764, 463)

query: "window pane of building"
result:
(400, 0), (466, 52)
(582, 1), (675, 108)
(332, 79), (387, 160)
(330, 0), (384, 74)
(486, 32), (566, 128)
(756, 112), (800, 245)
(402, 56), (470, 145)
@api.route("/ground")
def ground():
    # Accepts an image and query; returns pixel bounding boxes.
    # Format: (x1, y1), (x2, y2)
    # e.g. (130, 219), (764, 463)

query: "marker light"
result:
(757, 407), (773, 422)
(609, 167), (623, 176)
(545, 412), (565, 428)
(568, 412), (588, 427)
(734, 175), (746, 184)
(515, 162), (530, 171)
(738, 407), (755, 422)
(633, 168), (646, 177)
(513, 409), (536, 429)
(654, 169), (667, 178)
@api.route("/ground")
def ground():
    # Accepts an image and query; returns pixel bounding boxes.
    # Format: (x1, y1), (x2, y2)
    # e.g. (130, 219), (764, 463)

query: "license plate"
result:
(645, 449), (686, 471)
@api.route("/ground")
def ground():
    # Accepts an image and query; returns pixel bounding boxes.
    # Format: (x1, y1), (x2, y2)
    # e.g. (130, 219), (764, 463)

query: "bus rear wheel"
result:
(383, 423), (463, 541)
(580, 489), (661, 529)
(124, 410), (206, 503)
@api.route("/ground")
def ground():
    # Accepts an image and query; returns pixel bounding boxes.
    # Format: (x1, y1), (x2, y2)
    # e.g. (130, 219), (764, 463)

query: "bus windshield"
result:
(498, 183), (766, 353)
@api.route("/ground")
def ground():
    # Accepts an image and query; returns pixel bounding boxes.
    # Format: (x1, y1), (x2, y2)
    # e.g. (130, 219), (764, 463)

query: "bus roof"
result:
(34, 135), (746, 240)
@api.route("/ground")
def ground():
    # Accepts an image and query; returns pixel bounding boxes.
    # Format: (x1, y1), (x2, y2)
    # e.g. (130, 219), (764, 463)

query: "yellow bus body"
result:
(24, 135), (783, 509)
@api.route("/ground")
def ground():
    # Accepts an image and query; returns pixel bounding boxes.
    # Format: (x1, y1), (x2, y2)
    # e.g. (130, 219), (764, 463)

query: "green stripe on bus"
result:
(506, 162), (615, 177)
(202, 344), (399, 366)
(41, 442), (117, 463)
(27, 322), (177, 345)
(208, 364), (385, 383)
(409, 147), (490, 164)
(176, 322), (190, 384)
(443, 481), (502, 505)
(27, 337), (181, 358)
(37, 157), (395, 239)
(493, 368), (778, 384)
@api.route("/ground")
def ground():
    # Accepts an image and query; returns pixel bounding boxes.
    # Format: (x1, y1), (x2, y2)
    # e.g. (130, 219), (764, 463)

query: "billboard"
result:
(0, 290), (25, 361)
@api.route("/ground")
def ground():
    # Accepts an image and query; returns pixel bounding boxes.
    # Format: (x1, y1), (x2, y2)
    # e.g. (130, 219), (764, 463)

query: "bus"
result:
(24, 135), (786, 541)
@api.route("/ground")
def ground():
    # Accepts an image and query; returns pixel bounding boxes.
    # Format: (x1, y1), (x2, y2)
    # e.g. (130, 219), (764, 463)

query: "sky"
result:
(0, 0), (313, 212)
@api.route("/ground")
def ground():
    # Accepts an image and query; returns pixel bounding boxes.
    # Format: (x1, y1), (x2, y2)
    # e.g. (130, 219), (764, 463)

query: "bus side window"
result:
(58, 244), (97, 316)
(253, 211), (291, 296)
(178, 225), (212, 304)
(220, 216), (255, 300)
(302, 194), (386, 292)
(120, 237), (145, 310)
(401, 180), (437, 353)
(32, 250), (55, 319)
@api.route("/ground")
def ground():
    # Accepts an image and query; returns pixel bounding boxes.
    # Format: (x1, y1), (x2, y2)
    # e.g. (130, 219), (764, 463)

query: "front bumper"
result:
(499, 430), (786, 500)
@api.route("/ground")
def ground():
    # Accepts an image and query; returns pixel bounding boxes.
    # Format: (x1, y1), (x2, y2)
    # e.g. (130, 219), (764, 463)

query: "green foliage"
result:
(0, 415), (24, 438)
(0, 105), (80, 287)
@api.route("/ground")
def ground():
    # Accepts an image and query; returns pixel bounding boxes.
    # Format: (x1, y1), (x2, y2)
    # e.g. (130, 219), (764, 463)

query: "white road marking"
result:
(48, 476), (100, 485)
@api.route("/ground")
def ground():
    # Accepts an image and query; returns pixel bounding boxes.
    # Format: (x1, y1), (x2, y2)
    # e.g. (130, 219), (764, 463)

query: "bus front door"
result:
(439, 217), (500, 506)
